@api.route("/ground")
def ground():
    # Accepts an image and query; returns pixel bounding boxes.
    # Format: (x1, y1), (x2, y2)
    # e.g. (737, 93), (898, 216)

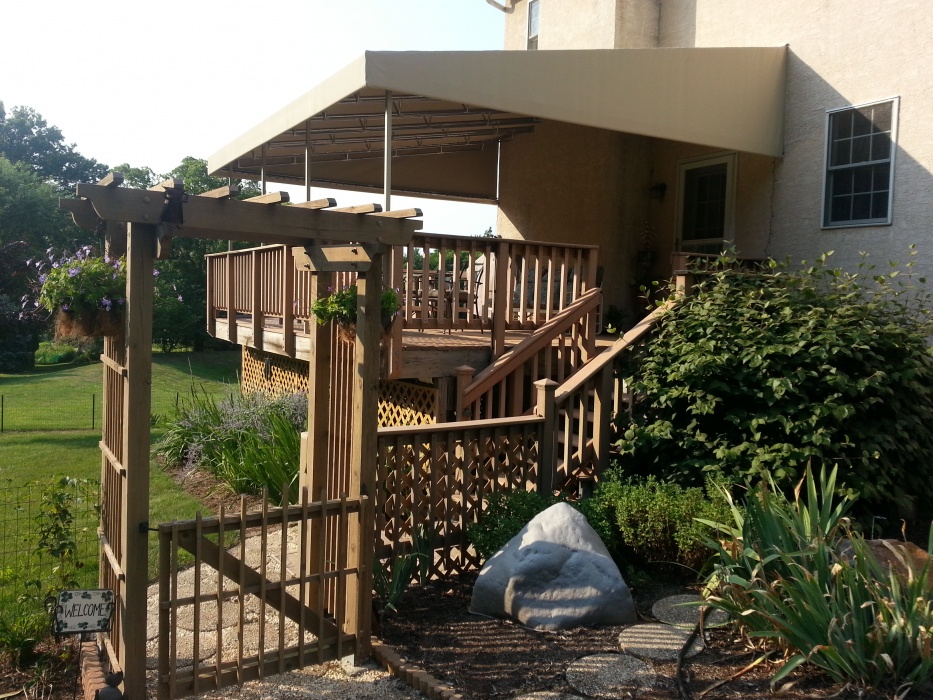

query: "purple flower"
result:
(101, 297), (113, 310)
(68, 267), (80, 277)
(177, 295), (183, 302)
(153, 269), (160, 277)
(38, 274), (47, 284)
(104, 256), (111, 264)
(62, 303), (70, 311)
(52, 262), (60, 269)
(117, 298), (125, 305)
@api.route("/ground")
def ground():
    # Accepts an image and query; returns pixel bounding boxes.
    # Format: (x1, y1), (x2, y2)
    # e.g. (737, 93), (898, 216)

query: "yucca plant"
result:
(702, 466), (933, 694)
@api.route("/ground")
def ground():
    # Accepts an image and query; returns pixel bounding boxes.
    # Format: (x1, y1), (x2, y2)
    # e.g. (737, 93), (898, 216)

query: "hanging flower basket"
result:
(37, 248), (127, 341)
(55, 308), (123, 340)
(311, 285), (399, 344)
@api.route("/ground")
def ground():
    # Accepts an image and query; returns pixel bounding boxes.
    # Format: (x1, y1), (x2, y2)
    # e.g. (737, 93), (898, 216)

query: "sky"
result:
(1, 0), (506, 235)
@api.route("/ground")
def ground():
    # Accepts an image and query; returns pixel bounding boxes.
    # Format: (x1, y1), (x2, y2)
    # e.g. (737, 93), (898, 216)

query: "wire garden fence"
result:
(0, 478), (100, 610)
(0, 393), (102, 432)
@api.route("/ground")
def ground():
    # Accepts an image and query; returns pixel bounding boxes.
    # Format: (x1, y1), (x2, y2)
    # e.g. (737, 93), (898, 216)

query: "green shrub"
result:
(155, 389), (307, 503)
(0, 598), (46, 668)
(467, 490), (558, 560)
(33, 340), (100, 365)
(578, 470), (730, 574)
(617, 250), (933, 517)
(703, 466), (933, 692)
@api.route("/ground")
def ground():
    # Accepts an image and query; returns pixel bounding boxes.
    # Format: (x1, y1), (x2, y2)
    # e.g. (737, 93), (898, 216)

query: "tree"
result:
(112, 163), (158, 190)
(0, 103), (108, 192)
(151, 157), (259, 352)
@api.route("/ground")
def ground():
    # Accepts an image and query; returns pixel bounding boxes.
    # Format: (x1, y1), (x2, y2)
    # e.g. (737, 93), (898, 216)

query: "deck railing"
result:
(207, 235), (598, 363)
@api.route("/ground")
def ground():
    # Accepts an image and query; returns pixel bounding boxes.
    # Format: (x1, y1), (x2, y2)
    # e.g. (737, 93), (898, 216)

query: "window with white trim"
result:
(527, 0), (539, 50)
(823, 98), (898, 228)
(677, 153), (736, 254)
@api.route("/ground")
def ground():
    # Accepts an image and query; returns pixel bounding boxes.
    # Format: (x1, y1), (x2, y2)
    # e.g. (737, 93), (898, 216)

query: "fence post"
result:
(455, 365), (475, 420)
(534, 379), (558, 495)
(592, 366), (614, 477)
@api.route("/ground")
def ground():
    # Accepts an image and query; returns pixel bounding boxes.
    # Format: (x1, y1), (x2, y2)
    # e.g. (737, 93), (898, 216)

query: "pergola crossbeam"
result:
(71, 183), (419, 245)
(198, 185), (240, 199)
(244, 191), (290, 205)
(98, 172), (124, 188)
(149, 178), (184, 192)
(331, 203), (382, 214)
(292, 197), (337, 210)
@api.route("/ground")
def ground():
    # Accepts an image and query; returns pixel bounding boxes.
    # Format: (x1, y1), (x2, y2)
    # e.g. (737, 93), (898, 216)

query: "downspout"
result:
(484, 0), (512, 13)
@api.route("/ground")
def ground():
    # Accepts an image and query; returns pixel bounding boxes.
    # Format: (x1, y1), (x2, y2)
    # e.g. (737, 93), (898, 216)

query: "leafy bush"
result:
(33, 341), (93, 365)
(373, 524), (434, 620)
(155, 389), (307, 503)
(0, 598), (46, 668)
(703, 466), (933, 693)
(617, 250), (933, 516)
(578, 470), (730, 574)
(311, 285), (399, 326)
(467, 490), (558, 560)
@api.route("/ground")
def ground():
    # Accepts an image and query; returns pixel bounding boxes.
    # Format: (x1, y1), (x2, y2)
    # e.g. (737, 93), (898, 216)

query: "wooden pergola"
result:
(61, 174), (421, 699)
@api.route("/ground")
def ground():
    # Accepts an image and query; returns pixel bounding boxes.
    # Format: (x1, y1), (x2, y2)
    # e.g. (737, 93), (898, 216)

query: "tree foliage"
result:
(151, 157), (259, 352)
(0, 102), (107, 192)
(617, 251), (933, 517)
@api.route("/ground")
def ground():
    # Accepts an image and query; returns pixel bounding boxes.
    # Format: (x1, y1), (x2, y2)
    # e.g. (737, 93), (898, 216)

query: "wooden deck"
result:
(206, 234), (600, 380)
(215, 315), (616, 379)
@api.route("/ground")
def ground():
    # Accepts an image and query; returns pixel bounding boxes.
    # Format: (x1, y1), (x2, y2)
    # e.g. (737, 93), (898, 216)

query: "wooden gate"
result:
(157, 488), (368, 699)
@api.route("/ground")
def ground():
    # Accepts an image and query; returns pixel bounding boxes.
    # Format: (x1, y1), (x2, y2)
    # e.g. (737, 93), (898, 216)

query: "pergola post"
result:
(347, 248), (383, 661)
(121, 223), (155, 699)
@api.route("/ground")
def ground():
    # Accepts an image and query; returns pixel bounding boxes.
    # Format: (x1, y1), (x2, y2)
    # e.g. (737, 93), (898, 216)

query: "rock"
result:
(651, 594), (730, 628)
(838, 538), (932, 588)
(618, 623), (703, 661)
(565, 653), (656, 698)
(469, 502), (636, 630)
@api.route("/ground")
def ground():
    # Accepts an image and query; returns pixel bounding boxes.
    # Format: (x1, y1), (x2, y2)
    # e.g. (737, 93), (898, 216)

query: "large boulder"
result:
(470, 502), (636, 630)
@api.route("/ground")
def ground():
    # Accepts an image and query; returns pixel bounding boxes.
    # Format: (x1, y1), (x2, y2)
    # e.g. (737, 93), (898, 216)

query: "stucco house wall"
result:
(659, 0), (933, 272)
(498, 0), (933, 307)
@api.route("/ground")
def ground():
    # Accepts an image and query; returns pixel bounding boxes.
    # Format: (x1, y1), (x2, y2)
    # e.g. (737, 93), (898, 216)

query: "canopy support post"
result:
(305, 119), (312, 203)
(383, 90), (392, 213)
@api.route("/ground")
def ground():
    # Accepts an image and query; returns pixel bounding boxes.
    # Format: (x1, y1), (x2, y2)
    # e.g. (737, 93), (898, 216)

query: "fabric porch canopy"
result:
(208, 47), (787, 203)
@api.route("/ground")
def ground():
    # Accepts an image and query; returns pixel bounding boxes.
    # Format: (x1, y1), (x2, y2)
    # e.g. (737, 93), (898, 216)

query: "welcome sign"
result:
(53, 589), (115, 635)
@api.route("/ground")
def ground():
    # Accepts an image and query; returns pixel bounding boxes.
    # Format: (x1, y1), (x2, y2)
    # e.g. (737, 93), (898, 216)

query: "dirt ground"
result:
(378, 572), (933, 700)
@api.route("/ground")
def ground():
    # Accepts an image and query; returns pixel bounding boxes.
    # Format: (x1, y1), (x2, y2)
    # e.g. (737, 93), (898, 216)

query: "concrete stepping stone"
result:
(651, 594), (729, 628)
(618, 623), (703, 662)
(565, 653), (655, 698)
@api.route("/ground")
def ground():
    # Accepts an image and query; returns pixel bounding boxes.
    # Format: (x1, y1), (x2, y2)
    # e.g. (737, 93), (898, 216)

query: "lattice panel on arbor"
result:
(378, 380), (437, 427)
(376, 420), (541, 578)
(242, 348), (437, 426)
(241, 346), (309, 395)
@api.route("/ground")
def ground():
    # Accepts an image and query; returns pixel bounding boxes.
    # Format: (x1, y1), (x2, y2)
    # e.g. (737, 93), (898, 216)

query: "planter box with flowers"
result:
(311, 285), (399, 343)
(37, 247), (126, 340)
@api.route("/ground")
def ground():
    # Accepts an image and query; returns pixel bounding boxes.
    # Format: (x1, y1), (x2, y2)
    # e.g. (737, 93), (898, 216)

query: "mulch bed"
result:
(0, 638), (82, 700)
(379, 572), (933, 700)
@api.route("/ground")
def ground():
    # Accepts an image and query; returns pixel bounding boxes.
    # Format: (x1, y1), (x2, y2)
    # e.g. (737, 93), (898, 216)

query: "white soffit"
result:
(208, 47), (787, 201)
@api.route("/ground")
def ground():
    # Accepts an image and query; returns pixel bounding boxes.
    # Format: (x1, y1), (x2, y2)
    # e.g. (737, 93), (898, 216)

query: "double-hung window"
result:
(823, 98), (898, 228)
(677, 153), (736, 254)
(527, 0), (540, 50)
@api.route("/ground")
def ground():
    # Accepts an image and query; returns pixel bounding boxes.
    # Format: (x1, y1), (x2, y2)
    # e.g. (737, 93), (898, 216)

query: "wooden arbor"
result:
(61, 175), (420, 699)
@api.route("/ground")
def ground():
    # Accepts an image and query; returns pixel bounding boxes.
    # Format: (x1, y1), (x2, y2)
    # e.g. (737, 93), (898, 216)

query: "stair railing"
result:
(456, 287), (602, 421)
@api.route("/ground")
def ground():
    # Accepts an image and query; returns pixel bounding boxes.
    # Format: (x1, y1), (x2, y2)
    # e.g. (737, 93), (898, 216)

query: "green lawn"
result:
(0, 350), (242, 583)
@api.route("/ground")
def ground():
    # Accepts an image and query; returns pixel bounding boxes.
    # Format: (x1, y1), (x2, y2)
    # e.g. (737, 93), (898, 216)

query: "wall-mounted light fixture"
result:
(649, 182), (667, 201)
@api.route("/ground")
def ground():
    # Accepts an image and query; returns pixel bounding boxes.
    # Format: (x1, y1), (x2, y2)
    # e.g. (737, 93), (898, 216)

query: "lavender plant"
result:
(155, 388), (308, 502)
